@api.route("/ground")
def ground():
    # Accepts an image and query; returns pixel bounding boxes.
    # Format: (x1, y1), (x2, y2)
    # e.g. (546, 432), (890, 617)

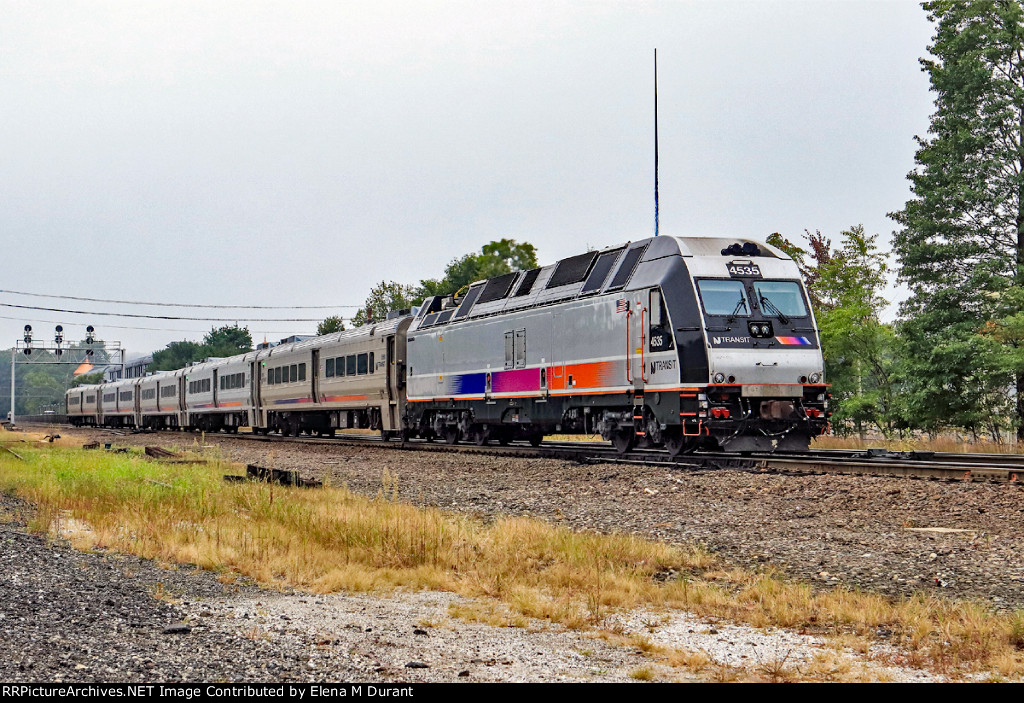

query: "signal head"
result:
(23, 325), (31, 333)
(23, 348), (31, 356)
(55, 325), (63, 333)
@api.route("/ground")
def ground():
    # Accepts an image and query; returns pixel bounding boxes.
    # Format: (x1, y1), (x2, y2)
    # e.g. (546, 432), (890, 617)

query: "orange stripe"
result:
(548, 389), (630, 397)
(321, 394), (370, 402)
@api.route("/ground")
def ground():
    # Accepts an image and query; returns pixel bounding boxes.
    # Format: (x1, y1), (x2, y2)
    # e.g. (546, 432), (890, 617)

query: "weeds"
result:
(628, 666), (656, 681)
(0, 441), (1022, 678)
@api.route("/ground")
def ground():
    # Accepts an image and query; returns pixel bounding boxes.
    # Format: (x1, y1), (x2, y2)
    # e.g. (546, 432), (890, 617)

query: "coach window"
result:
(289, 364), (297, 383)
(275, 367), (282, 384)
(346, 355), (357, 376)
(369, 352), (374, 373)
(326, 358), (335, 377)
(299, 363), (306, 381)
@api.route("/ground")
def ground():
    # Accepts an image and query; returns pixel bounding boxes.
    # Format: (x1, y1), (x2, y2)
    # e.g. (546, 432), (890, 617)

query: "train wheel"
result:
(663, 430), (693, 458)
(528, 432), (543, 447)
(472, 427), (489, 446)
(444, 427), (461, 445)
(496, 429), (511, 446)
(611, 429), (635, 455)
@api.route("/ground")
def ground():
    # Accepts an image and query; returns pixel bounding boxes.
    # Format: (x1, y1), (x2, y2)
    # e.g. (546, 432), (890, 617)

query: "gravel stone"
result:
(79, 428), (1023, 610)
(5, 426), (1022, 681)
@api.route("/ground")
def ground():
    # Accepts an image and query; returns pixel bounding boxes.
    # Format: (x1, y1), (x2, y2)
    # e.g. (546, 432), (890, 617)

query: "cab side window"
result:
(649, 289), (674, 352)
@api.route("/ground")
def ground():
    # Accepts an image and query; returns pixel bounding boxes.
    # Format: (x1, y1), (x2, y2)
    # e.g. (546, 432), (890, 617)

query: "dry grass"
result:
(0, 437), (1022, 679)
(628, 665), (656, 681)
(543, 434), (605, 443)
(813, 435), (1024, 454)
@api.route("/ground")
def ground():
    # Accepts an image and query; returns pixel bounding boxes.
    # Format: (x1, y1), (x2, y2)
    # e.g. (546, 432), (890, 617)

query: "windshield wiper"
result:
(759, 295), (790, 325)
(729, 296), (748, 319)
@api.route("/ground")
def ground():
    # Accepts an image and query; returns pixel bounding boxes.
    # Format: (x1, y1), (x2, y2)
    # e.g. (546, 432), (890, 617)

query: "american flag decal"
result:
(615, 298), (628, 313)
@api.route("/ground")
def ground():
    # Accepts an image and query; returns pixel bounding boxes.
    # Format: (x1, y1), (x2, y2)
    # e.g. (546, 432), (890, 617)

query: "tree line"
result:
(764, 1), (1024, 442)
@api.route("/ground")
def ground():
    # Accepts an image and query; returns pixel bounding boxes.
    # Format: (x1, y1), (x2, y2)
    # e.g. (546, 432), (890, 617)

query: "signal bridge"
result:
(9, 324), (124, 425)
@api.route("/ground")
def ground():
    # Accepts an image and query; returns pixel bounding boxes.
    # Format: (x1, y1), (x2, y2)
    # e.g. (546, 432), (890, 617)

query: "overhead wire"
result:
(0, 313), (312, 336)
(0, 288), (360, 310)
(0, 302), (330, 323)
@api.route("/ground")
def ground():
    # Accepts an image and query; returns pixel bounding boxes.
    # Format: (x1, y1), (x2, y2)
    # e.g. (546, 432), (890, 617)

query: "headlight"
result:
(713, 373), (725, 384)
(809, 372), (821, 384)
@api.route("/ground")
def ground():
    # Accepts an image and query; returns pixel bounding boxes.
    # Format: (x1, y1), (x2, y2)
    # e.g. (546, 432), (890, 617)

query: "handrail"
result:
(640, 306), (648, 383)
(625, 309), (633, 384)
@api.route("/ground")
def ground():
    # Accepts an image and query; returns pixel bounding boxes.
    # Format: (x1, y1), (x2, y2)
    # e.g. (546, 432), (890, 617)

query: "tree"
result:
(350, 281), (418, 327)
(72, 371), (105, 387)
(416, 239), (539, 299)
(771, 227), (902, 436)
(766, 230), (833, 311)
(316, 316), (345, 336)
(151, 340), (207, 372)
(891, 1), (1024, 439)
(202, 325), (253, 358)
(813, 226), (903, 437)
(150, 325), (253, 371)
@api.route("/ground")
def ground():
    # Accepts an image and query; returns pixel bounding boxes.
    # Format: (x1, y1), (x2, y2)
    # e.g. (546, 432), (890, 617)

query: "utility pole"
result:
(9, 346), (13, 425)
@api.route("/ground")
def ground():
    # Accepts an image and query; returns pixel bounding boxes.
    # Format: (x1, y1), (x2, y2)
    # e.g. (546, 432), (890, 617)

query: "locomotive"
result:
(66, 235), (829, 455)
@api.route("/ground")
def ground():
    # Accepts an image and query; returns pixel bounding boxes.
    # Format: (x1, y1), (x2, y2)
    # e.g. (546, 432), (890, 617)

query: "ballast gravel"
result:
(109, 430), (1023, 610)
(0, 490), (953, 683)
(5, 426), (1024, 682)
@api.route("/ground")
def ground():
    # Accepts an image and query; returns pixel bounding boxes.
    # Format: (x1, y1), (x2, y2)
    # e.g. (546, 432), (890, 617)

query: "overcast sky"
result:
(0, 0), (935, 359)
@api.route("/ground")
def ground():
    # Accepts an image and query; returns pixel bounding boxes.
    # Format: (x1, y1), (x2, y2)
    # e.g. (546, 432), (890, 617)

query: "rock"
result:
(405, 661), (429, 669)
(162, 624), (192, 635)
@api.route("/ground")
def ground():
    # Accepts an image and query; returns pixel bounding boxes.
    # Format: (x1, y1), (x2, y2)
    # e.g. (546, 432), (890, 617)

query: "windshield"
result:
(752, 281), (809, 318)
(696, 279), (750, 316)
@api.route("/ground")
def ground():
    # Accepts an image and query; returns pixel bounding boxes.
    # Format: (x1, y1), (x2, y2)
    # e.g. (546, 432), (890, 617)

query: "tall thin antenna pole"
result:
(654, 48), (660, 237)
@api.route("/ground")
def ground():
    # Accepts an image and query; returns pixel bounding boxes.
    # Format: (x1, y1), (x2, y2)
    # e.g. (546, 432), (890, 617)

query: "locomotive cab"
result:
(668, 238), (829, 452)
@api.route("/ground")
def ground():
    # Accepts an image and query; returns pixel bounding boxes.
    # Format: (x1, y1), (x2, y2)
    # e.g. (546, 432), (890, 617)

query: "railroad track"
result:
(23, 422), (1024, 483)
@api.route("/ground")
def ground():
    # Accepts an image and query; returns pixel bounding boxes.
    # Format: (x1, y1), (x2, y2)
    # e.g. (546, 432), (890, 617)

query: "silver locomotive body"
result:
(403, 235), (829, 453)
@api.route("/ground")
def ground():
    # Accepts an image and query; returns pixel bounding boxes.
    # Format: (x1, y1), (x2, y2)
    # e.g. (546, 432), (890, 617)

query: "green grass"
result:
(1, 438), (1023, 679)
